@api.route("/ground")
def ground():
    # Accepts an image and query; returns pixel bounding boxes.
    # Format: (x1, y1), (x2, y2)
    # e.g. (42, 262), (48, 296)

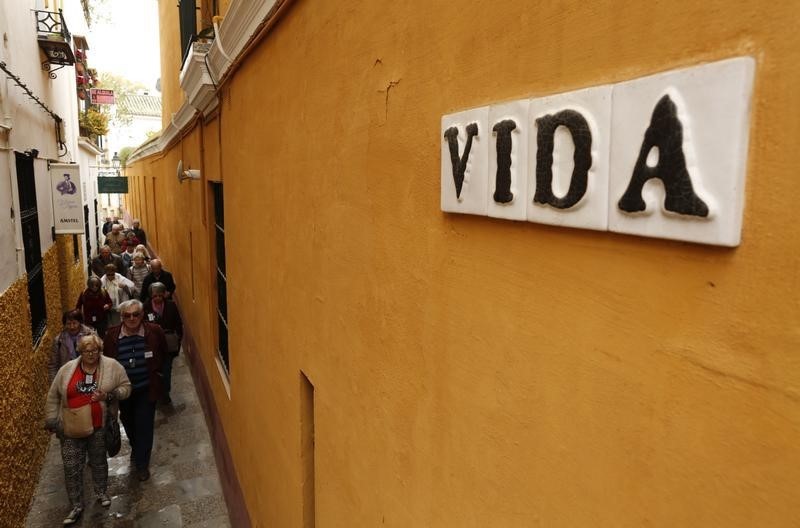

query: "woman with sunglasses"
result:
(44, 334), (131, 525)
(103, 299), (168, 482)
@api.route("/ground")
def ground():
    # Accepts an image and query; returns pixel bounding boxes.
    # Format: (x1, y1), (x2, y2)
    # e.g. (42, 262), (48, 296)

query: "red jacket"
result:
(121, 236), (141, 251)
(76, 289), (111, 329)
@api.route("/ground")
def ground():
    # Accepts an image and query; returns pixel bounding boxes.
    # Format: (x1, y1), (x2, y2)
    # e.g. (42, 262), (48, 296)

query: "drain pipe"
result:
(212, 16), (232, 63)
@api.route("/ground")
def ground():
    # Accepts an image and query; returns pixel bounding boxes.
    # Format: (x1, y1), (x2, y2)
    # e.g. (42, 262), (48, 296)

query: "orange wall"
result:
(0, 244), (77, 526)
(158, 0), (185, 130)
(129, 1), (800, 526)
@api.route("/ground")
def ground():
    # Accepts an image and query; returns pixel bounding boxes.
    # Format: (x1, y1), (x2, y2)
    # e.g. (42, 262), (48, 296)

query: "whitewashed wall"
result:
(0, 0), (89, 292)
(106, 113), (161, 156)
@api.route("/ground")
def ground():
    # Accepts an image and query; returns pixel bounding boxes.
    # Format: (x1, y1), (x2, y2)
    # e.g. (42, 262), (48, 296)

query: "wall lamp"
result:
(176, 159), (200, 183)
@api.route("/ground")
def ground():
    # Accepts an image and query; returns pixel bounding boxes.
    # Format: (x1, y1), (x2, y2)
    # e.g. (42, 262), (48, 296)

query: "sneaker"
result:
(98, 493), (111, 507)
(62, 505), (83, 525)
(137, 467), (150, 481)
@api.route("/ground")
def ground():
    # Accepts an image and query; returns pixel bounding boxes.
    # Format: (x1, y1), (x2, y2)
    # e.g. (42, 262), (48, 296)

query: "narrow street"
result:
(0, 0), (797, 525)
(25, 353), (230, 527)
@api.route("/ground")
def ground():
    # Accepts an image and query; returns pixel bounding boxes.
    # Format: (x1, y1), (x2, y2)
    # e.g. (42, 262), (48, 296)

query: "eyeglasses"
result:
(81, 348), (99, 354)
(121, 311), (142, 319)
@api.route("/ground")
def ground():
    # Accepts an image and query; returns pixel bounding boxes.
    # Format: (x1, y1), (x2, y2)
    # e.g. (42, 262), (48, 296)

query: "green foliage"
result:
(97, 72), (147, 128)
(79, 108), (109, 137)
(118, 146), (135, 168)
(80, 0), (110, 27)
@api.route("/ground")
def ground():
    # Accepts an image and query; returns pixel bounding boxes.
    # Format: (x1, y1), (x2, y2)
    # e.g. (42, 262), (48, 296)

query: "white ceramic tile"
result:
(608, 57), (755, 246)
(441, 107), (490, 216)
(487, 99), (530, 221)
(526, 85), (612, 231)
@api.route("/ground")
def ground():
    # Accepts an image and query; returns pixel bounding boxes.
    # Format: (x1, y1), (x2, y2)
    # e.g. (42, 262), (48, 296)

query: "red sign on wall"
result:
(89, 88), (115, 105)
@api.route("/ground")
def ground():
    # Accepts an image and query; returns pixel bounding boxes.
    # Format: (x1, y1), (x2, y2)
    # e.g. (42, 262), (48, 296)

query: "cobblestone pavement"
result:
(26, 354), (231, 527)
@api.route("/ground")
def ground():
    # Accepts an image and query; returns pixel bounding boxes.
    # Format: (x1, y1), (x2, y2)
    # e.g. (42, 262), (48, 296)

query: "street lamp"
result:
(111, 151), (120, 176)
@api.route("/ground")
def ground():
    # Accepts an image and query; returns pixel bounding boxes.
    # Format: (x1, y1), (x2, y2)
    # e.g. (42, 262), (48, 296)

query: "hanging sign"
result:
(89, 88), (115, 105)
(49, 163), (83, 234)
(98, 176), (129, 193)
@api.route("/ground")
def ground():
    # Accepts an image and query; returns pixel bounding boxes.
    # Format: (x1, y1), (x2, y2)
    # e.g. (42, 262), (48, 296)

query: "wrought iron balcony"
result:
(35, 9), (75, 77)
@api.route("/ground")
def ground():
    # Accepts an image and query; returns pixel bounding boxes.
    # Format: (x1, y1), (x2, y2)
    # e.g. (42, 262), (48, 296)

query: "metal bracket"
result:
(41, 61), (67, 79)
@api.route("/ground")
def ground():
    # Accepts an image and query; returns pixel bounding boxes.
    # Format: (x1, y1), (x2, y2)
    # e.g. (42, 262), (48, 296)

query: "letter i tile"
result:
(487, 99), (530, 220)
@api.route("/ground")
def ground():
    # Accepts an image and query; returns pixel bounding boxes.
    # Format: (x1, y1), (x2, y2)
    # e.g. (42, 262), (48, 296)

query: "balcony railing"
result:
(35, 9), (75, 75)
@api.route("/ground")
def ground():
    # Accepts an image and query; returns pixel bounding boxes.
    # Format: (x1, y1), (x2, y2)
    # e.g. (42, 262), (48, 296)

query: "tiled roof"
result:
(117, 94), (161, 117)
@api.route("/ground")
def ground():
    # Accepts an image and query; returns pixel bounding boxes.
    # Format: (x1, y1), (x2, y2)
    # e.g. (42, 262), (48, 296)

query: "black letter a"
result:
(618, 95), (708, 217)
(444, 123), (478, 199)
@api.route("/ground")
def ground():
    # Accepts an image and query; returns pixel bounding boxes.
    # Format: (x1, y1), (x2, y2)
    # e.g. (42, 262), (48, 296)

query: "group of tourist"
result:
(45, 218), (183, 525)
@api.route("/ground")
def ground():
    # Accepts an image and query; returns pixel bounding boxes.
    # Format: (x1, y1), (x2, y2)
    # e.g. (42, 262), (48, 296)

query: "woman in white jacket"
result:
(44, 334), (131, 525)
(100, 263), (135, 327)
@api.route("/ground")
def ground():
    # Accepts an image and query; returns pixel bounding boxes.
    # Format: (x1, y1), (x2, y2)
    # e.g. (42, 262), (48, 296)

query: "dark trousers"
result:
(88, 320), (107, 338)
(119, 389), (156, 470)
(163, 354), (175, 396)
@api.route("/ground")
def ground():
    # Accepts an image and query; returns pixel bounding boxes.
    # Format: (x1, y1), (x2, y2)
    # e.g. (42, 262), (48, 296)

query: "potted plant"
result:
(78, 107), (108, 139)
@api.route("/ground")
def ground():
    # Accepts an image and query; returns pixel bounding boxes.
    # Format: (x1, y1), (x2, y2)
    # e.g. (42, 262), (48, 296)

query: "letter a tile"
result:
(608, 57), (755, 246)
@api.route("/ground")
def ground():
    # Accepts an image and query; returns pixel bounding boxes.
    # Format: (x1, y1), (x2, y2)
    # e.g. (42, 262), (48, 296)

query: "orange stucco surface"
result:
(127, 1), (800, 526)
(0, 246), (73, 526)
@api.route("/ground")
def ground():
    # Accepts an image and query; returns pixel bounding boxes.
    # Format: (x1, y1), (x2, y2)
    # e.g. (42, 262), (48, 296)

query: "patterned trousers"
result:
(60, 428), (107, 507)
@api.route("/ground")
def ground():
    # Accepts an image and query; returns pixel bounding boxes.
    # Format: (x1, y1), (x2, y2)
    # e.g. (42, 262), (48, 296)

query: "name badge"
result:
(92, 316), (97, 322)
(147, 313), (156, 321)
(144, 351), (154, 359)
(85, 374), (93, 384)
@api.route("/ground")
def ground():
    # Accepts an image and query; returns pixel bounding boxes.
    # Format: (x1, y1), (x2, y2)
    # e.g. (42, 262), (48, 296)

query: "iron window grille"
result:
(16, 153), (47, 345)
(212, 182), (229, 373)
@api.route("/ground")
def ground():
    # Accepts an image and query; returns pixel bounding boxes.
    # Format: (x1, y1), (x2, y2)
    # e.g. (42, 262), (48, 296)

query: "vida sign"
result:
(441, 57), (755, 247)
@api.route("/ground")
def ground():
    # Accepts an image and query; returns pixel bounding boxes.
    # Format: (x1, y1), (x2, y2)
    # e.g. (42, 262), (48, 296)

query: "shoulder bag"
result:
(164, 330), (181, 355)
(62, 405), (93, 438)
(105, 404), (121, 457)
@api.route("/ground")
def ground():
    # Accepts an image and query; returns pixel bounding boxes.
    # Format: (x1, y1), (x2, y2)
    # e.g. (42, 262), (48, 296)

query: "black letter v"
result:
(444, 123), (479, 199)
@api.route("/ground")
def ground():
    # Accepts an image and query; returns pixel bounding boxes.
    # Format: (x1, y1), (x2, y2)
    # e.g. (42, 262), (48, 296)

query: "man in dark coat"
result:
(101, 216), (117, 236)
(91, 245), (126, 277)
(131, 219), (147, 247)
(139, 259), (176, 303)
(103, 299), (167, 482)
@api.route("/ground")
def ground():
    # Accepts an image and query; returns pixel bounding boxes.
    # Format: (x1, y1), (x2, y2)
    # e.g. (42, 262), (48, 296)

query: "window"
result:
(93, 199), (99, 242)
(211, 182), (229, 373)
(178, 0), (198, 65)
(83, 204), (90, 272)
(200, 0), (219, 33)
(16, 152), (47, 344)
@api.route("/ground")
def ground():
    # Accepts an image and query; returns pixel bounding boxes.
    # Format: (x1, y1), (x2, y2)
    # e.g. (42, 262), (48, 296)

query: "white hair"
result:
(118, 299), (144, 314)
